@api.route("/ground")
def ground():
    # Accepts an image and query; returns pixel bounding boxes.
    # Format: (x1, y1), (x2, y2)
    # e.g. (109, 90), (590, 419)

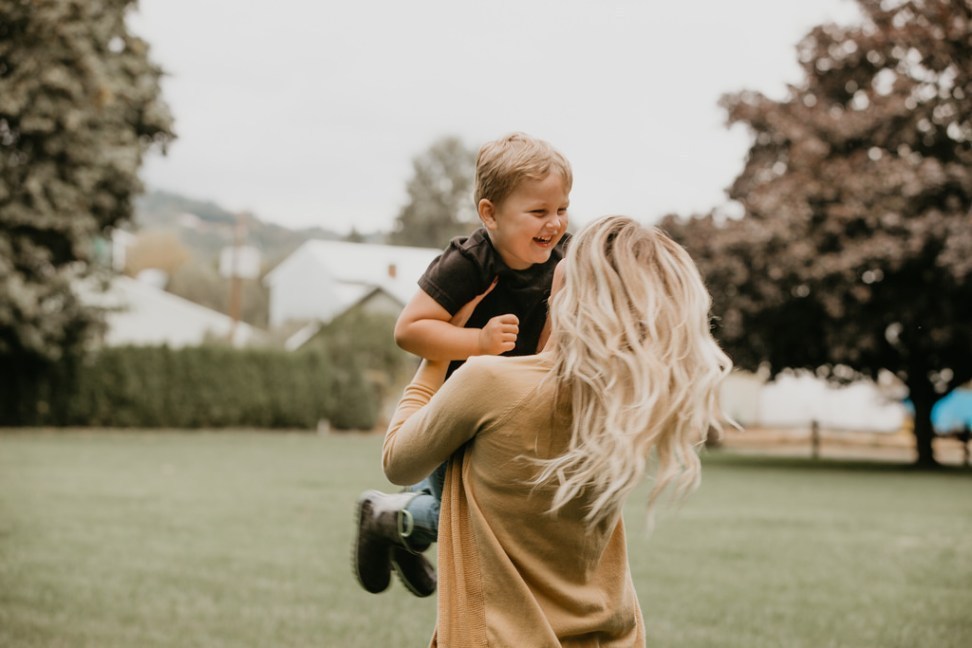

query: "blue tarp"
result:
(932, 389), (972, 434)
(904, 388), (972, 434)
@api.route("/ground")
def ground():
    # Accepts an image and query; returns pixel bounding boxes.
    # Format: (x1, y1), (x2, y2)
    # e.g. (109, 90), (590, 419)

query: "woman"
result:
(378, 216), (731, 646)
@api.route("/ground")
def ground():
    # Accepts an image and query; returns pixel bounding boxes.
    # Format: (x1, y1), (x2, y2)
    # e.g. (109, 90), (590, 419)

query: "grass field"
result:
(1, 431), (970, 648)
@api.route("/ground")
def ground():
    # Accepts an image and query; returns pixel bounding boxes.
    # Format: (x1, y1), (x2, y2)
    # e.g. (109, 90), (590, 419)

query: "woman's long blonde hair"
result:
(537, 216), (732, 526)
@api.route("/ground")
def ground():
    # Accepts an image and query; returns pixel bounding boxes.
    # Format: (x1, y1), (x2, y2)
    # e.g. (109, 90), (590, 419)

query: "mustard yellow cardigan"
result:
(383, 353), (645, 647)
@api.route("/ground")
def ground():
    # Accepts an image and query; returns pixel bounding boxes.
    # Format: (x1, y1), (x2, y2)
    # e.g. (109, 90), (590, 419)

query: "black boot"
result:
(353, 490), (436, 597)
(390, 505), (437, 598)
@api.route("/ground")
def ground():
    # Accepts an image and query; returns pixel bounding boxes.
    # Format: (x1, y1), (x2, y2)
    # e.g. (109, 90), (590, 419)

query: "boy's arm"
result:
(394, 287), (518, 361)
(384, 285), (510, 484)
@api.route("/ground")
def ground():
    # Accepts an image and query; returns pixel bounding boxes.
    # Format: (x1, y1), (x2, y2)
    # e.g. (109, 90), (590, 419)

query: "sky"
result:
(128, 0), (862, 235)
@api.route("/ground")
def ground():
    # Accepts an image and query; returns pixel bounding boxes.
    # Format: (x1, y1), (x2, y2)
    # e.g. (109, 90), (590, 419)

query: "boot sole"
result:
(352, 490), (391, 594)
(391, 547), (436, 598)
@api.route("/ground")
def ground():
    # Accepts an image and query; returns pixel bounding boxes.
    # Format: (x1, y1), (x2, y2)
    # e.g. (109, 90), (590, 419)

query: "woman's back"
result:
(420, 353), (645, 647)
(380, 216), (730, 647)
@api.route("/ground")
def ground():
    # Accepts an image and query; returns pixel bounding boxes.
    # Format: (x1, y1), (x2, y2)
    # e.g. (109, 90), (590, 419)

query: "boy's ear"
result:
(478, 199), (498, 231)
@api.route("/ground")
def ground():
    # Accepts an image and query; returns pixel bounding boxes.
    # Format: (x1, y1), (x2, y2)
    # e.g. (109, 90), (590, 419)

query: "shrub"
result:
(1, 345), (375, 430)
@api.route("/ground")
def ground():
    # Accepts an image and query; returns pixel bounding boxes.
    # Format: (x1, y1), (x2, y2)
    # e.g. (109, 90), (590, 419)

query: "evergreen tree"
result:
(0, 0), (174, 420)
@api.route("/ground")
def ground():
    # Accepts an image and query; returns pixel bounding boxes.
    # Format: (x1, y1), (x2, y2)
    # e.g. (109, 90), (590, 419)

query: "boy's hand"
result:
(478, 314), (518, 355)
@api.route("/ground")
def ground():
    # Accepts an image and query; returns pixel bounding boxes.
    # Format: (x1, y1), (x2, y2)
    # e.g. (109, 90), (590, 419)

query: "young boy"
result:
(353, 132), (572, 597)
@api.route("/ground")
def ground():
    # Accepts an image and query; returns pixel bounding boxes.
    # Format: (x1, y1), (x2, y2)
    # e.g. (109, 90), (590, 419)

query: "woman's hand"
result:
(451, 278), (498, 327)
(456, 278), (518, 356)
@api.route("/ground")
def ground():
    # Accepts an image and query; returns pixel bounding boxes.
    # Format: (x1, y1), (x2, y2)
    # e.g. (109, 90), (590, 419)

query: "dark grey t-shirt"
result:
(418, 227), (570, 377)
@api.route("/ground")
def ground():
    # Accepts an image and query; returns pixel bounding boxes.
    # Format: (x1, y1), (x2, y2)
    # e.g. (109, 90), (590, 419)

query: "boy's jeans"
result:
(403, 461), (447, 547)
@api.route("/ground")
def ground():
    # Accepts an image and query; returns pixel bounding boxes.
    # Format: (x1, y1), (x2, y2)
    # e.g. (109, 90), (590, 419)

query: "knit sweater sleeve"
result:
(382, 357), (497, 486)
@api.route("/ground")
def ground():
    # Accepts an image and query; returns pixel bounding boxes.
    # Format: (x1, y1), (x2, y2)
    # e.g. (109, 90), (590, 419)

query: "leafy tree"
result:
(0, 0), (173, 416)
(665, 0), (970, 466)
(344, 226), (366, 243)
(304, 310), (413, 424)
(388, 135), (478, 248)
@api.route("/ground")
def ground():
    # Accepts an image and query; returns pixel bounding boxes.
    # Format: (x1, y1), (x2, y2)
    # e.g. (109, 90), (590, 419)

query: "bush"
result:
(1, 345), (378, 430)
(0, 310), (415, 431)
(306, 311), (414, 417)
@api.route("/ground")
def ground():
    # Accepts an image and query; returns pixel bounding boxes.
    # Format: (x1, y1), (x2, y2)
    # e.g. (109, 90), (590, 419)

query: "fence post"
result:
(960, 425), (971, 467)
(811, 419), (821, 460)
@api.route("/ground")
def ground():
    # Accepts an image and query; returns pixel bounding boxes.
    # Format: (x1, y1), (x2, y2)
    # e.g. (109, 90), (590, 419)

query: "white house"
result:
(263, 240), (440, 329)
(75, 275), (261, 348)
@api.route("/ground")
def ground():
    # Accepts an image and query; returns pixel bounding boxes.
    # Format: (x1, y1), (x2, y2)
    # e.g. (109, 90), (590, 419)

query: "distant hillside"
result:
(133, 189), (366, 270)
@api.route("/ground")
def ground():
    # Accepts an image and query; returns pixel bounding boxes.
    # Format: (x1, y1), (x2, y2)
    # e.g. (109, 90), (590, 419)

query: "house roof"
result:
(75, 275), (262, 348)
(264, 239), (440, 305)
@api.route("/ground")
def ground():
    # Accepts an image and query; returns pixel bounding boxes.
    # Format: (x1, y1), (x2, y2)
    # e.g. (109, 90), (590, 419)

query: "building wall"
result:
(357, 291), (404, 318)
(266, 250), (340, 327)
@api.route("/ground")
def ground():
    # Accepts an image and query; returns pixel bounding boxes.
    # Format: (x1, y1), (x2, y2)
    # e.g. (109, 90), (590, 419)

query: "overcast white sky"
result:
(129, 0), (861, 235)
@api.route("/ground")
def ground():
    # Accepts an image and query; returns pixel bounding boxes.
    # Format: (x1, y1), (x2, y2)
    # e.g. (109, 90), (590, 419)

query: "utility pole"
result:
(227, 212), (245, 343)
(219, 212), (259, 346)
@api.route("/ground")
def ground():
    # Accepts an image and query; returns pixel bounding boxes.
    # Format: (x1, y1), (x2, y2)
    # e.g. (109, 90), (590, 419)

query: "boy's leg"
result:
(352, 463), (446, 598)
(353, 490), (436, 597)
(399, 461), (447, 547)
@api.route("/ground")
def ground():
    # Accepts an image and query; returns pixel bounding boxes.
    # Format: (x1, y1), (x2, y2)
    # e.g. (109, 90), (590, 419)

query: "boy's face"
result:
(479, 173), (569, 270)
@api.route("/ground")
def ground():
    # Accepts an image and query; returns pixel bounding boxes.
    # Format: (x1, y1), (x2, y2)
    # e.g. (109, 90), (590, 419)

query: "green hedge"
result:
(2, 345), (377, 430)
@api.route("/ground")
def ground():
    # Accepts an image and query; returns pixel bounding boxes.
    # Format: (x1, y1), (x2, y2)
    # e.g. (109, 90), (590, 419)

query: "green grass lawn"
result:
(1, 431), (969, 648)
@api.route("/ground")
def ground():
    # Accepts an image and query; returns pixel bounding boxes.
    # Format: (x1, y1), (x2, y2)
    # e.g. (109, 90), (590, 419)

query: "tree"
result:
(664, 0), (971, 467)
(387, 135), (478, 248)
(344, 226), (366, 243)
(0, 0), (173, 420)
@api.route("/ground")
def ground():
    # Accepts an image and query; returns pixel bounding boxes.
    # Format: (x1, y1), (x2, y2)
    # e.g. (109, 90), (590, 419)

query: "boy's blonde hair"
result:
(475, 132), (573, 206)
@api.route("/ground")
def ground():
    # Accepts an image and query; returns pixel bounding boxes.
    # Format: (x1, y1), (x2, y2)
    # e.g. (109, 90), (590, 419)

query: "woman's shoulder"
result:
(453, 354), (551, 388)
(463, 352), (551, 369)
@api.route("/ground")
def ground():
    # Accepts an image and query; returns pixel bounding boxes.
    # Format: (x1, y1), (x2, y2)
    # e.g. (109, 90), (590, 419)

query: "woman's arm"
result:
(381, 360), (451, 484)
(383, 358), (506, 484)
(383, 285), (498, 484)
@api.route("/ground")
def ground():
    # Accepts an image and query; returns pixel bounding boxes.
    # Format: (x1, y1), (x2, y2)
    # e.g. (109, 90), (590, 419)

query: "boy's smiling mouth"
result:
(533, 235), (555, 245)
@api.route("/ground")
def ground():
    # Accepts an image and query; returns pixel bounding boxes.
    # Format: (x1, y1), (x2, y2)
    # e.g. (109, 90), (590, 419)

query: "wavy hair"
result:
(536, 216), (732, 527)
